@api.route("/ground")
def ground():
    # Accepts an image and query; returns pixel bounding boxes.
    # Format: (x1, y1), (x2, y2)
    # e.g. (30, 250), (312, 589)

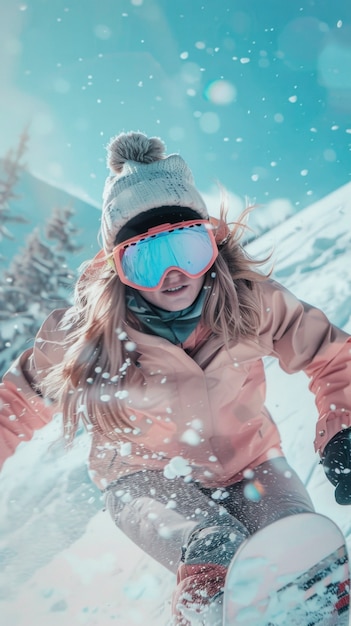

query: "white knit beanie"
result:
(101, 131), (209, 253)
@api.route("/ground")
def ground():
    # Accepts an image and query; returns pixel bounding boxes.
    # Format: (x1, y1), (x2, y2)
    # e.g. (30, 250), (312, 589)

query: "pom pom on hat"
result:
(101, 131), (208, 253)
(108, 132), (166, 173)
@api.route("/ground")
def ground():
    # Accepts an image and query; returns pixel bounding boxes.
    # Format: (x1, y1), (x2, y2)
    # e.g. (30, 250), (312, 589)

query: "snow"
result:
(163, 456), (193, 479)
(1, 183), (351, 625)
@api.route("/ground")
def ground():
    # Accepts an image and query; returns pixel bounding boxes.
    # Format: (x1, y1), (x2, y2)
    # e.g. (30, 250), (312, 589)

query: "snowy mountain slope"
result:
(0, 183), (351, 625)
(247, 181), (351, 326)
(0, 165), (100, 269)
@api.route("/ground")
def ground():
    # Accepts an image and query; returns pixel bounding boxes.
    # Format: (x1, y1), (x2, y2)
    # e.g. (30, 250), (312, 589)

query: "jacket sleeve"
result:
(258, 280), (351, 455)
(0, 308), (69, 470)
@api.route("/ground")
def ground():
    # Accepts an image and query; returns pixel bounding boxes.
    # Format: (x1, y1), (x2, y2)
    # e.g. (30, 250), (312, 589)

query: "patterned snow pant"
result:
(105, 457), (314, 625)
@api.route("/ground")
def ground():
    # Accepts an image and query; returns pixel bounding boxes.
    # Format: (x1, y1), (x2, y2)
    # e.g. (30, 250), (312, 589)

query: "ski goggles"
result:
(111, 220), (218, 291)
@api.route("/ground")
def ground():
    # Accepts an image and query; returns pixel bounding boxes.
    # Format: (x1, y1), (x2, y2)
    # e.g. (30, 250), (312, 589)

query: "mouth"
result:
(163, 285), (186, 293)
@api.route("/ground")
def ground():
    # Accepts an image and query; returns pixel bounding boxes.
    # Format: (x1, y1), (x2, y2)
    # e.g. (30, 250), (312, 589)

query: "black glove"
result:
(322, 427), (351, 505)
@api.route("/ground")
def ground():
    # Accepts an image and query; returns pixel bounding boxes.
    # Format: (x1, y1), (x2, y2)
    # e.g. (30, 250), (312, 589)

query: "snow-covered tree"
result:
(0, 206), (81, 376)
(45, 205), (82, 254)
(0, 129), (29, 254)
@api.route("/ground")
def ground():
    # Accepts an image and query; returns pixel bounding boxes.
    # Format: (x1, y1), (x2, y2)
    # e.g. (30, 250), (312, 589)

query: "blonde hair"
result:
(40, 203), (270, 443)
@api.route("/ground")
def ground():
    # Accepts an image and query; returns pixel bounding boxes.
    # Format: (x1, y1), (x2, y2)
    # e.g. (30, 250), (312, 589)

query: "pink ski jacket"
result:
(1, 279), (351, 490)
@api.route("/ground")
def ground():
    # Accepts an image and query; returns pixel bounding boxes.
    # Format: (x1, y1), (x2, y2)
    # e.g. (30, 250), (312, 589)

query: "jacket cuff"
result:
(314, 409), (351, 455)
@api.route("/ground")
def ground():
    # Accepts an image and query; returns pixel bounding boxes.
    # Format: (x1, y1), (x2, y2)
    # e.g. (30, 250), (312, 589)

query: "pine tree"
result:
(0, 206), (81, 376)
(45, 205), (82, 255)
(0, 128), (29, 253)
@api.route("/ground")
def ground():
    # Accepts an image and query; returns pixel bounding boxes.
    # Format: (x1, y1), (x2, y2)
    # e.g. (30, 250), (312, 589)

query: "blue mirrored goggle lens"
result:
(120, 223), (216, 289)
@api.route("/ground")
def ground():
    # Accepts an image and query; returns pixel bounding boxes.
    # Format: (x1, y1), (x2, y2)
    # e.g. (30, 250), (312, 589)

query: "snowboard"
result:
(223, 512), (350, 625)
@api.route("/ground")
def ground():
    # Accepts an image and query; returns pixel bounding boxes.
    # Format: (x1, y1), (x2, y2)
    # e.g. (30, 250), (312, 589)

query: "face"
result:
(137, 270), (205, 311)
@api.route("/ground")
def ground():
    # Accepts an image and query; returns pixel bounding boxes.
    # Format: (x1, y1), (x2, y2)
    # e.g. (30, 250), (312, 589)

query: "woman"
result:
(1, 131), (350, 625)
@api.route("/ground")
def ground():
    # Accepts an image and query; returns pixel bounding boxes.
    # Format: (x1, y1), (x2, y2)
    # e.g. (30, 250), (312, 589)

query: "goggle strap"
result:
(106, 255), (116, 271)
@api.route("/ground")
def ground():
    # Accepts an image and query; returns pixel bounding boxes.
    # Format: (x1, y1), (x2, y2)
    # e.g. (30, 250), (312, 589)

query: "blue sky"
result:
(1, 0), (351, 212)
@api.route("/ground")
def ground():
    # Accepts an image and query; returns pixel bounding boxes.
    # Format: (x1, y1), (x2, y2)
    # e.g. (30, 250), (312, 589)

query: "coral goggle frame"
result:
(112, 219), (218, 291)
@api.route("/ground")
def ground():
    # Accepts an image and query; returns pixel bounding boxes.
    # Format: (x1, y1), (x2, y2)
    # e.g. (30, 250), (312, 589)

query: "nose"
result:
(162, 269), (185, 286)
(165, 270), (184, 279)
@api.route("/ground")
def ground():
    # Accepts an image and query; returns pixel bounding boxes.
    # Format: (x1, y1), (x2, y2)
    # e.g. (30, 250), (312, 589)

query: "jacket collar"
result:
(126, 287), (207, 344)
